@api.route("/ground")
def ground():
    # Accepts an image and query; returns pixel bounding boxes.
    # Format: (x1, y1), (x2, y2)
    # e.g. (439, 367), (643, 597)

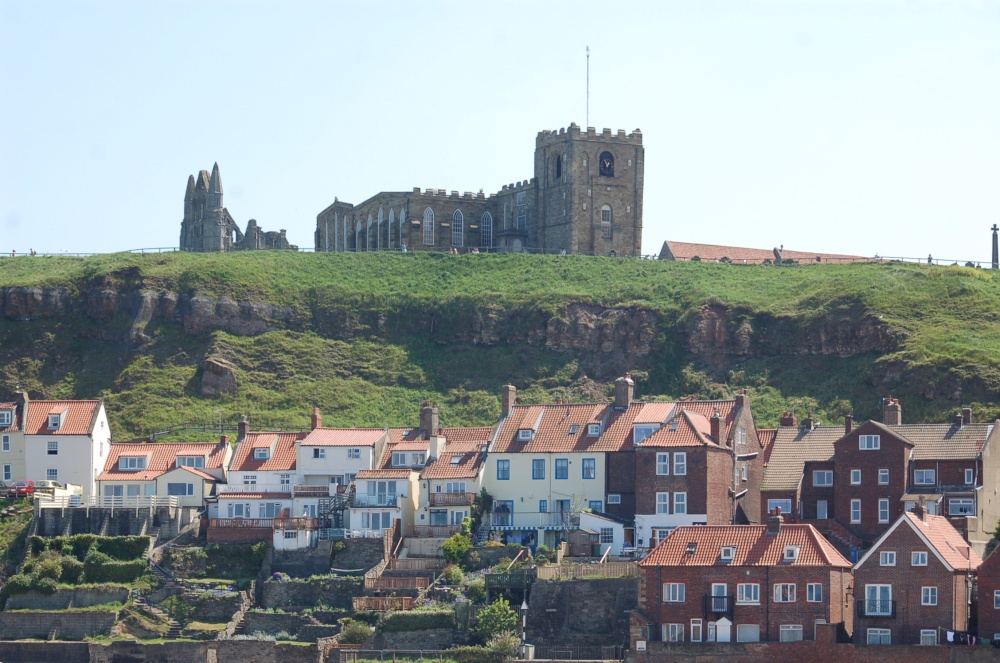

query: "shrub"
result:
(83, 549), (147, 584)
(34, 577), (58, 594)
(441, 532), (471, 567)
(465, 579), (486, 605)
(487, 631), (521, 658)
(94, 536), (149, 561)
(446, 645), (504, 663)
(339, 619), (373, 645)
(34, 557), (63, 581)
(379, 609), (454, 632)
(2, 574), (33, 596)
(471, 597), (518, 644)
(60, 556), (85, 584)
(484, 540), (505, 548)
(440, 564), (464, 585)
(535, 544), (555, 564)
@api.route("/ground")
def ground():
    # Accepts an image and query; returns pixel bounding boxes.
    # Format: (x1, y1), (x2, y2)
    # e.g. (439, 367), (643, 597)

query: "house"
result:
(633, 392), (765, 549)
(975, 546), (1000, 642)
(0, 394), (27, 485)
(97, 439), (230, 508)
(852, 508), (981, 645)
(297, 408), (389, 494)
(580, 510), (628, 557)
(416, 428), (491, 538)
(23, 399), (111, 498)
(760, 412), (840, 523)
(351, 468), (417, 535)
(636, 512), (852, 643)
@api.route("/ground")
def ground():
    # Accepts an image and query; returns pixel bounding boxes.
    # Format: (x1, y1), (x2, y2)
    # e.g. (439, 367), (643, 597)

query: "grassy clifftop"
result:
(1, 251), (999, 439)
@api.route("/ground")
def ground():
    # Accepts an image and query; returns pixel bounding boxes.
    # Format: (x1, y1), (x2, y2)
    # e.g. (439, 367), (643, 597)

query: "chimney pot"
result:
(962, 407), (972, 425)
(883, 397), (902, 426)
(220, 434), (229, 445)
(845, 413), (853, 434)
(501, 384), (517, 417)
(238, 415), (249, 441)
(779, 411), (798, 427)
(803, 413), (815, 431)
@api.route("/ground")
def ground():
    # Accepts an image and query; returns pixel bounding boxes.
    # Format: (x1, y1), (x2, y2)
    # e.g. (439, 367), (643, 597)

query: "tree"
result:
(472, 596), (518, 643)
(442, 532), (471, 566)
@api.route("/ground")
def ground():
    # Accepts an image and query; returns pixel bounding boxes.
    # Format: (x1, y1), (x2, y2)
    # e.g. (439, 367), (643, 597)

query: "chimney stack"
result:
(554, 397), (563, 405)
(883, 397), (902, 426)
(735, 388), (748, 409)
(710, 409), (722, 442)
(428, 434), (446, 461)
(962, 407), (972, 426)
(845, 413), (853, 435)
(238, 415), (249, 441)
(911, 503), (926, 521)
(420, 401), (439, 440)
(953, 412), (964, 427)
(766, 508), (784, 535)
(501, 384), (517, 417)
(802, 412), (815, 431)
(311, 407), (322, 431)
(779, 411), (797, 427)
(614, 374), (635, 410)
(220, 434), (229, 445)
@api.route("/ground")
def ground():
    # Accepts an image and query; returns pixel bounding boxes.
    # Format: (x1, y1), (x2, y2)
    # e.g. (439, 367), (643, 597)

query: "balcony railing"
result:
(857, 600), (896, 618)
(489, 511), (580, 529)
(292, 484), (333, 497)
(352, 596), (412, 611)
(218, 484), (291, 495)
(702, 594), (735, 619)
(352, 493), (399, 508)
(429, 492), (476, 506)
(210, 518), (274, 529)
(37, 495), (180, 510)
(412, 524), (462, 538)
(274, 517), (319, 530)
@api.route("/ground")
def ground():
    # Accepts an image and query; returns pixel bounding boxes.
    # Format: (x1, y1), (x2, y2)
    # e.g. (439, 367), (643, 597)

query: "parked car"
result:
(6, 480), (35, 499)
(33, 480), (64, 495)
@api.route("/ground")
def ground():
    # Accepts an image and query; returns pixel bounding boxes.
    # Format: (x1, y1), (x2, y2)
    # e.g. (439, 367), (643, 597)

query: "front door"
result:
(715, 617), (732, 643)
(817, 500), (828, 519)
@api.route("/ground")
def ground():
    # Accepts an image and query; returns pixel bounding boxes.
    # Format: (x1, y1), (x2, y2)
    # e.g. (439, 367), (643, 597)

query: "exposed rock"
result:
(180, 294), (297, 336)
(1, 286), (70, 319)
(201, 356), (238, 396)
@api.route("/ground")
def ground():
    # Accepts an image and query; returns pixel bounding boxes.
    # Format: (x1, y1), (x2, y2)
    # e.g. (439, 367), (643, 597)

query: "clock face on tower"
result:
(599, 151), (615, 177)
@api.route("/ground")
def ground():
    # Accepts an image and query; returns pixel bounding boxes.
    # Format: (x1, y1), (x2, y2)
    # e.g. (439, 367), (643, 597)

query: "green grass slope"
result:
(1, 252), (999, 439)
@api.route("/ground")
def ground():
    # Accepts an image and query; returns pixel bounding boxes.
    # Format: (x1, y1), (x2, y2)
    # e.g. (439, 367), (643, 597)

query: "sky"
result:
(2, 1), (998, 263)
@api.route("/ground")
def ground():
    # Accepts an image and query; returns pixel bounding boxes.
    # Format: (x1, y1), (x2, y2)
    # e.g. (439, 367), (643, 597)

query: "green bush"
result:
(440, 564), (464, 585)
(83, 549), (147, 584)
(339, 619), (373, 644)
(465, 579), (486, 605)
(441, 532), (471, 567)
(94, 536), (149, 561)
(34, 557), (62, 581)
(487, 631), (520, 658)
(60, 556), (85, 584)
(34, 577), (58, 594)
(471, 597), (518, 644)
(379, 609), (454, 632)
(2, 574), (33, 596)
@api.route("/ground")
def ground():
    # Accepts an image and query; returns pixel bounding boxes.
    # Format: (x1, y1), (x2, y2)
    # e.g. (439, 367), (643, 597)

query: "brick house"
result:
(633, 392), (764, 549)
(976, 546), (1000, 641)
(636, 513), (852, 643)
(852, 509), (981, 645)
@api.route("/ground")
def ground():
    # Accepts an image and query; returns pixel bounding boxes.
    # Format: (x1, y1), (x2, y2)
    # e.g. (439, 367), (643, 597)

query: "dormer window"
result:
(118, 456), (147, 471)
(587, 424), (601, 436)
(668, 420), (679, 432)
(518, 429), (533, 442)
(177, 456), (205, 469)
(721, 546), (736, 562)
(48, 413), (62, 430)
(254, 448), (270, 460)
(783, 546), (800, 562)
(859, 434), (880, 450)
(634, 424), (659, 444)
(0, 410), (11, 427)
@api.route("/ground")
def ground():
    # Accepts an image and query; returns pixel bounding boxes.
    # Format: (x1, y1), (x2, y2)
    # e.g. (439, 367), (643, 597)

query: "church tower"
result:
(533, 124), (643, 256)
(180, 163), (231, 252)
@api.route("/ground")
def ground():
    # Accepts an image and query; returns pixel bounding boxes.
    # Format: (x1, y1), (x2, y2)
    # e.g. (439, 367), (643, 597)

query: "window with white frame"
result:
(912, 551), (928, 566)
(851, 499), (861, 523)
(608, 494), (621, 504)
(348, 448), (360, 459)
(259, 502), (282, 518)
(518, 429), (533, 441)
(664, 623), (684, 642)
(773, 584), (795, 602)
(633, 424), (658, 444)
(878, 499), (889, 523)
(283, 530), (297, 539)
(2, 464), (10, 481)
(721, 546), (736, 562)
(656, 492), (670, 514)
(949, 498), (975, 516)
(674, 452), (687, 475)
(807, 583), (822, 602)
(867, 628), (891, 645)
(254, 448), (270, 460)
(741, 463), (747, 481)
(411, 453), (425, 465)
(878, 469), (889, 485)
(663, 583), (685, 603)
(118, 456), (146, 470)
(656, 453), (670, 475)
(481, 212), (493, 247)
(313, 448), (326, 459)
(600, 528), (614, 544)
(859, 435), (880, 450)
(880, 551), (896, 566)
(243, 475), (257, 486)
(921, 586), (937, 606)
(177, 456), (205, 468)
(850, 469), (861, 485)
(736, 427), (747, 446)
(920, 630), (937, 645)
(673, 492), (687, 514)
(166, 483), (194, 496)
(587, 423), (600, 436)
(784, 546), (800, 561)
(737, 583), (759, 604)
(0, 411), (10, 427)
(48, 414), (61, 430)
(736, 624), (760, 642)
(423, 208), (435, 245)
(914, 469), (935, 485)
(779, 625), (803, 642)
(600, 205), (612, 239)
(1, 435), (8, 452)
(47, 440), (58, 455)
(813, 470), (833, 486)
(690, 619), (703, 642)
(280, 474), (290, 486)
(965, 468), (974, 485)
(865, 585), (892, 616)
(46, 468), (58, 481)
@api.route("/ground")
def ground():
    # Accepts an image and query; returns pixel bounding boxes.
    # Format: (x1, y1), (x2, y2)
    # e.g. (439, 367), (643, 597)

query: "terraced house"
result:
(23, 398), (110, 498)
(98, 440), (230, 508)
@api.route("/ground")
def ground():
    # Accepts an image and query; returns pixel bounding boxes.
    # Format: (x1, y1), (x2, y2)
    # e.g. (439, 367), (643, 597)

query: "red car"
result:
(6, 480), (35, 499)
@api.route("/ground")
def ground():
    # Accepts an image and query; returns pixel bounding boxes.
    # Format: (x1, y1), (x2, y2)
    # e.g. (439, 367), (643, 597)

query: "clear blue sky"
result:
(2, 1), (998, 262)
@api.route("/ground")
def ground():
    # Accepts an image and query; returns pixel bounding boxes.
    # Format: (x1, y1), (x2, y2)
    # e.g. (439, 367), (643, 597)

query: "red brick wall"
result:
(977, 549), (1000, 639)
(207, 527), (272, 543)
(607, 448), (636, 521)
(801, 460), (836, 520)
(853, 518), (972, 644)
(732, 405), (764, 524)
(833, 422), (909, 543)
(705, 449), (734, 525)
(635, 446), (715, 519)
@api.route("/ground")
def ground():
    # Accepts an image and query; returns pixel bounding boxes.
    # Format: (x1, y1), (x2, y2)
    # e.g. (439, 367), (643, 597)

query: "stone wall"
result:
(260, 576), (362, 609)
(6, 587), (129, 610)
(0, 609), (118, 640)
(627, 642), (1000, 663)
(189, 590), (250, 623)
(87, 640), (321, 662)
(470, 545), (527, 570)
(526, 577), (637, 646)
(373, 627), (455, 651)
(329, 539), (383, 572)
(272, 540), (333, 578)
(242, 611), (304, 636)
(0, 642), (89, 663)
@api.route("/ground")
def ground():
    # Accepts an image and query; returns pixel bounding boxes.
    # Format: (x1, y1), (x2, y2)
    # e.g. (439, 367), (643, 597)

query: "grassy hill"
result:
(1, 251), (999, 440)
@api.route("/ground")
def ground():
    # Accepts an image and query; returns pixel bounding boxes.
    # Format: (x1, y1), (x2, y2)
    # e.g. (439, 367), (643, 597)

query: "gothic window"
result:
(599, 151), (615, 177)
(399, 208), (406, 248)
(377, 208), (384, 250)
(601, 205), (612, 238)
(452, 210), (464, 247)
(388, 209), (395, 249)
(367, 214), (373, 251)
(481, 212), (493, 247)
(423, 208), (435, 245)
(355, 221), (362, 252)
(517, 212), (526, 229)
(556, 155), (562, 179)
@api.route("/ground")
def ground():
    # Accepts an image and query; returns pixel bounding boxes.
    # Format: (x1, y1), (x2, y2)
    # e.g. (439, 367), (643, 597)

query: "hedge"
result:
(83, 550), (147, 583)
(379, 609), (454, 633)
(27, 534), (148, 562)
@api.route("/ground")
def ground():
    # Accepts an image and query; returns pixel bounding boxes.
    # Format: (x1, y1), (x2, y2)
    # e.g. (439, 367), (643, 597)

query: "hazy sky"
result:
(2, 1), (998, 262)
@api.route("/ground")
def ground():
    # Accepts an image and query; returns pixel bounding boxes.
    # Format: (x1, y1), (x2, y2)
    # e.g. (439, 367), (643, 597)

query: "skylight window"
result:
(450, 455), (461, 465)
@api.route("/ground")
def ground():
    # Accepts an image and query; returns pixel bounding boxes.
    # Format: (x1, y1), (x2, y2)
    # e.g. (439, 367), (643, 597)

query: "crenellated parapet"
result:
(536, 122), (642, 148)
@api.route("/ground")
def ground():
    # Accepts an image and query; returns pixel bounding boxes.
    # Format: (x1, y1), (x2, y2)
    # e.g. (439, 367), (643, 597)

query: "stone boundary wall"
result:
(6, 587), (129, 610)
(0, 609), (118, 640)
(0, 641), (89, 663)
(260, 576), (361, 609)
(628, 642), (999, 663)
(242, 610), (304, 636)
(373, 627), (455, 651)
(190, 589), (250, 622)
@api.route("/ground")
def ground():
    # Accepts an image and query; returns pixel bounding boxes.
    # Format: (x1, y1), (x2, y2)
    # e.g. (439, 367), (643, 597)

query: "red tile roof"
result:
(24, 400), (101, 436)
(422, 440), (487, 480)
(98, 442), (228, 481)
(860, 513), (983, 572)
(381, 427), (492, 469)
(660, 240), (868, 264)
(229, 432), (304, 473)
(301, 428), (385, 447)
(640, 410), (718, 448)
(0, 403), (18, 433)
(757, 429), (777, 460)
(639, 523), (851, 568)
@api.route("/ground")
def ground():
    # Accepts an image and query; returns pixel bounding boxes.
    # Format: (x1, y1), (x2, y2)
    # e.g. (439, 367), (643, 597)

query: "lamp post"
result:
(520, 598), (529, 653)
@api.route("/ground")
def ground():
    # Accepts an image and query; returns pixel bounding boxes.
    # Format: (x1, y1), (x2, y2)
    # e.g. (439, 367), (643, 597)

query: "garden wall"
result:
(5, 587), (128, 610)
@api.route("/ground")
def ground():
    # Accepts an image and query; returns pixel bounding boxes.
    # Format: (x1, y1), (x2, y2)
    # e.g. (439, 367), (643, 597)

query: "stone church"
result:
(180, 163), (297, 252)
(315, 123), (644, 256)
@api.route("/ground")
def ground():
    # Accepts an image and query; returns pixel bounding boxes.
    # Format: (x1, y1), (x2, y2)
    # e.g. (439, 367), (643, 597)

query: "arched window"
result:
(481, 212), (493, 248)
(599, 151), (615, 177)
(332, 212), (338, 252)
(399, 208), (406, 248)
(601, 205), (612, 238)
(355, 221), (362, 252)
(377, 208), (384, 250)
(367, 214), (373, 251)
(423, 208), (435, 245)
(556, 155), (562, 179)
(388, 209), (395, 249)
(452, 210), (464, 247)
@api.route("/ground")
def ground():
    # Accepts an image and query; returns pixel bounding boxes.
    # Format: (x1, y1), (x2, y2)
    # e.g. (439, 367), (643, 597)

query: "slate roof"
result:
(24, 400), (101, 436)
(229, 432), (305, 473)
(857, 513), (982, 572)
(660, 240), (867, 264)
(300, 428), (385, 447)
(639, 523), (851, 568)
(98, 442), (228, 481)
(760, 425), (841, 493)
